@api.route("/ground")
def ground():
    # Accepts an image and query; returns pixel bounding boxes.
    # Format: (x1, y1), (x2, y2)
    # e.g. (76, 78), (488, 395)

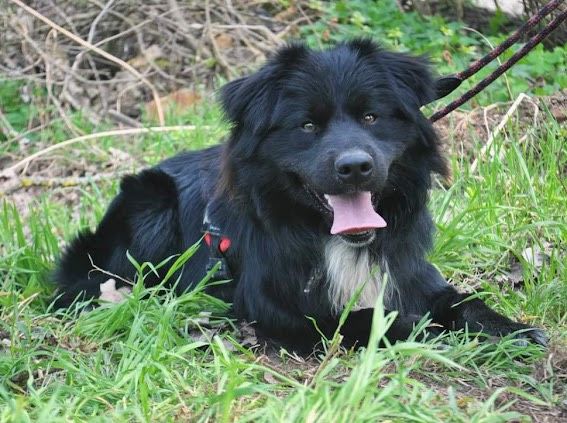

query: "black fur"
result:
(54, 40), (546, 349)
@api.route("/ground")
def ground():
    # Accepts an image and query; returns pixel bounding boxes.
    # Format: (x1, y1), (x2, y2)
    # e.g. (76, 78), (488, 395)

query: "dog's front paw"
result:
(493, 321), (548, 348)
(511, 326), (548, 348)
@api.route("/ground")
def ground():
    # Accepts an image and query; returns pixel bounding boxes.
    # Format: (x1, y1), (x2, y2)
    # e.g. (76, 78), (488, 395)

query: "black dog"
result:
(54, 39), (546, 349)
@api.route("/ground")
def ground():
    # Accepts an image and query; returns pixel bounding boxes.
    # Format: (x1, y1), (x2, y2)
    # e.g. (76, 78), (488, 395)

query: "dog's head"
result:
(220, 39), (449, 243)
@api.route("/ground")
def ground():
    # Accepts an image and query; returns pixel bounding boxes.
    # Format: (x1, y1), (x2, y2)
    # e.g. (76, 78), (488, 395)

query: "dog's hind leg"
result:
(53, 169), (183, 308)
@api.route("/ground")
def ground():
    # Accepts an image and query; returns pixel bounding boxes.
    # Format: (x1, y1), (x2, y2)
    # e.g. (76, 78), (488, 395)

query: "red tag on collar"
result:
(219, 237), (231, 253)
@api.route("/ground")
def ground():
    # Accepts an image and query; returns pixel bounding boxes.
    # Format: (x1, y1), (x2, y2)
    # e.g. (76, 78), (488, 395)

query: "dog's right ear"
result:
(220, 72), (275, 135)
(220, 43), (308, 136)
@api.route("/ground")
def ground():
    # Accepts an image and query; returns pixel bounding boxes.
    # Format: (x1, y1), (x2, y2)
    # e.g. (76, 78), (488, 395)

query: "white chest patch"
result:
(324, 237), (389, 312)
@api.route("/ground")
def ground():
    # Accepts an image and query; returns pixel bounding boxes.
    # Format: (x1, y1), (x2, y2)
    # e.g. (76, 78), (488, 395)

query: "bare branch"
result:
(9, 0), (165, 125)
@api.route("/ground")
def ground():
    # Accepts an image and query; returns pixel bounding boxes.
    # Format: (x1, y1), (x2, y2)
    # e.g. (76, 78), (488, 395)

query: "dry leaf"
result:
(106, 147), (137, 168)
(274, 6), (297, 22)
(521, 246), (549, 269)
(145, 89), (201, 121)
(238, 322), (258, 348)
(506, 242), (552, 286)
(263, 371), (278, 384)
(194, 311), (212, 326)
(215, 33), (234, 49)
(127, 45), (163, 69)
(507, 261), (523, 286)
(192, 330), (213, 344)
(545, 89), (566, 122)
(223, 339), (236, 351)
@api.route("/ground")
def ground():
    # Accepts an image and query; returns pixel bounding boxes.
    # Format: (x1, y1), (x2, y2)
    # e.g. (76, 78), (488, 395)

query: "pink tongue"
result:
(326, 192), (387, 235)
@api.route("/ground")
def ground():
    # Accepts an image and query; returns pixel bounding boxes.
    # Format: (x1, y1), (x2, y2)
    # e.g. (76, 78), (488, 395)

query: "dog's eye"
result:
(302, 121), (317, 133)
(363, 113), (377, 125)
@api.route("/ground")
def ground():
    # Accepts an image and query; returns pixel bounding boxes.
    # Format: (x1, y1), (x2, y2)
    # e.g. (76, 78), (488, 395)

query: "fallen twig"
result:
(61, 0), (118, 116)
(106, 110), (143, 128)
(1, 125), (206, 176)
(88, 254), (134, 286)
(0, 172), (132, 196)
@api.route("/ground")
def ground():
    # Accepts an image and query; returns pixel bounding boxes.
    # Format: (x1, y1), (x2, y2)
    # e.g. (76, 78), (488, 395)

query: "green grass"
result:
(1, 104), (565, 421)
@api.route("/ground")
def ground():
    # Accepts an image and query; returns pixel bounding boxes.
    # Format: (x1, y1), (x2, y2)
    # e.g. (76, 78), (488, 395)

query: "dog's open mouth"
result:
(304, 185), (387, 240)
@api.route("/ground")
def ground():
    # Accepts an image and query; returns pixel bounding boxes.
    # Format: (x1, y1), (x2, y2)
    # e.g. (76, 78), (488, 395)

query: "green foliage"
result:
(0, 81), (36, 137)
(301, 0), (567, 105)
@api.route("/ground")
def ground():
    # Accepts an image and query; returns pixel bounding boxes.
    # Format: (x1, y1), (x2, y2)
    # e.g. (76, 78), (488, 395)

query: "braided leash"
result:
(430, 0), (566, 122)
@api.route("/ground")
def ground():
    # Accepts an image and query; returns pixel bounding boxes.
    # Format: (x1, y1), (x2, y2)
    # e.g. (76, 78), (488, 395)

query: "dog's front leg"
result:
(395, 262), (548, 346)
(430, 285), (547, 347)
(339, 309), (438, 347)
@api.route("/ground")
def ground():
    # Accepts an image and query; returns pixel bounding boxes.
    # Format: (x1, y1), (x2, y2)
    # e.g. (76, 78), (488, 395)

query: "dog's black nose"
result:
(335, 150), (374, 185)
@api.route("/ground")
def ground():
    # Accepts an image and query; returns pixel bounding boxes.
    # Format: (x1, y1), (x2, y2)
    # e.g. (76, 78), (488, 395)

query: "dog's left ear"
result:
(375, 50), (461, 107)
(394, 64), (462, 106)
(345, 40), (462, 106)
(369, 50), (434, 107)
(430, 75), (462, 104)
